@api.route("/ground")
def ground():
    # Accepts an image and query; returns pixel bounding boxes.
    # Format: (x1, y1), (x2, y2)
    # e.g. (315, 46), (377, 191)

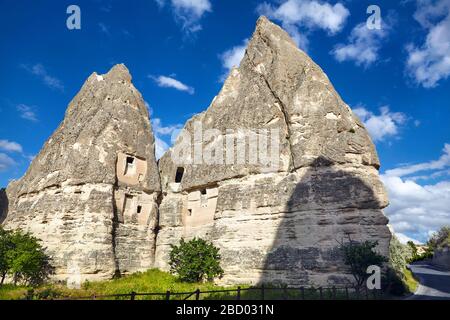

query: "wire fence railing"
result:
(44, 285), (383, 301)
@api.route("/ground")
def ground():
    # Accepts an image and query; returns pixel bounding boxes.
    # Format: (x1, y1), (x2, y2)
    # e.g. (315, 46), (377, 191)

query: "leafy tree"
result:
(390, 236), (413, 274)
(339, 239), (387, 289)
(0, 227), (13, 285)
(428, 226), (450, 250)
(407, 241), (419, 262)
(169, 238), (224, 283)
(0, 226), (53, 286)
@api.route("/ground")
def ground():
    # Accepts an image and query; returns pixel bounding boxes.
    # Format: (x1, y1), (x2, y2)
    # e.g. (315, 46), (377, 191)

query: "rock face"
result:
(3, 65), (161, 284)
(156, 16), (391, 286)
(2, 17), (391, 287)
(0, 188), (7, 224)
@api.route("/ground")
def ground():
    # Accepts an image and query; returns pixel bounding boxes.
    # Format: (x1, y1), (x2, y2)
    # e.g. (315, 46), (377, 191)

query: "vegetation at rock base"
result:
(339, 239), (387, 290)
(0, 269), (242, 300)
(0, 226), (53, 287)
(169, 238), (224, 283)
(388, 235), (419, 295)
(428, 226), (450, 250)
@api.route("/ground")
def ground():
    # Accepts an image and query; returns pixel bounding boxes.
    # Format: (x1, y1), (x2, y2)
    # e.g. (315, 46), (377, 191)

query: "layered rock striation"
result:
(2, 17), (391, 287)
(155, 17), (391, 286)
(3, 65), (161, 283)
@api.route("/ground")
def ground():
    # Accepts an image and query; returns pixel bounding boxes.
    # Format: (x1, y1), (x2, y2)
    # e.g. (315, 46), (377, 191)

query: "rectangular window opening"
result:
(175, 167), (184, 183)
(137, 205), (142, 214)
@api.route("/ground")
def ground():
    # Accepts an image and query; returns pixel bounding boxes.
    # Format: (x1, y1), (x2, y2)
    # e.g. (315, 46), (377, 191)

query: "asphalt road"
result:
(407, 262), (450, 300)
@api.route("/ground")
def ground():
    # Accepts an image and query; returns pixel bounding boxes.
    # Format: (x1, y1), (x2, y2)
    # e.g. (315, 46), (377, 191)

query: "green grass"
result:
(403, 268), (419, 294)
(0, 269), (385, 300)
(0, 269), (247, 300)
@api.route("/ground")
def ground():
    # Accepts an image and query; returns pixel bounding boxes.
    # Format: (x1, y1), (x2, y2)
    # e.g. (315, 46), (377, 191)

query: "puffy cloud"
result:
(156, 0), (212, 33)
(257, 0), (349, 49)
(155, 136), (170, 160)
(0, 140), (23, 153)
(406, 0), (450, 87)
(353, 106), (407, 142)
(0, 153), (15, 172)
(21, 64), (64, 91)
(382, 144), (450, 243)
(219, 39), (248, 81)
(332, 22), (389, 67)
(16, 104), (38, 122)
(151, 75), (195, 94)
(385, 144), (450, 177)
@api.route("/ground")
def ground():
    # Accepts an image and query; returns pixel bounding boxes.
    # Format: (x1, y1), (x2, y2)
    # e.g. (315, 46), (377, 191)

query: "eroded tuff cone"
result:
(3, 64), (161, 283)
(156, 17), (391, 286)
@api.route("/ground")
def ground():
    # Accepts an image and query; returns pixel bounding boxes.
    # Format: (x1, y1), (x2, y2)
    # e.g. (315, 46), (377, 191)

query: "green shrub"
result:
(0, 226), (53, 286)
(169, 238), (224, 283)
(428, 226), (450, 250)
(340, 239), (387, 289)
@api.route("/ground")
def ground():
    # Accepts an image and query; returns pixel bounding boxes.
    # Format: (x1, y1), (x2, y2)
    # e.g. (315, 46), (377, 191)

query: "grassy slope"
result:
(0, 269), (245, 300)
(403, 268), (419, 294)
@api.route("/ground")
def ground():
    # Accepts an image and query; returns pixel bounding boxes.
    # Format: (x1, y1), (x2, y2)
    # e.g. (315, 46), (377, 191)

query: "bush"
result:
(428, 226), (450, 250)
(0, 226), (53, 286)
(340, 239), (387, 289)
(169, 238), (224, 283)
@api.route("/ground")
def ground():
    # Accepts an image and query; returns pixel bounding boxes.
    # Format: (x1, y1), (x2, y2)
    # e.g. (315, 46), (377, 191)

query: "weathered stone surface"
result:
(156, 16), (391, 286)
(0, 188), (7, 224)
(3, 64), (161, 284)
(2, 16), (391, 288)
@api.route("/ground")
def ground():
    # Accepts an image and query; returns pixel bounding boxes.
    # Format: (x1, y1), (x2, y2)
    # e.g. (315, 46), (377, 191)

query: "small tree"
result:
(169, 238), (224, 283)
(428, 226), (450, 250)
(0, 227), (13, 285)
(340, 239), (387, 289)
(0, 226), (53, 286)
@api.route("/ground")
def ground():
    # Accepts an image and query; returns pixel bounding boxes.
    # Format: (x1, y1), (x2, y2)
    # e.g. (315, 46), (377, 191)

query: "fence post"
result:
(300, 287), (305, 300)
(332, 286), (336, 299)
(166, 291), (171, 301)
(195, 289), (200, 301)
(365, 287), (369, 300)
(319, 287), (323, 300)
(130, 292), (136, 300)
(261, 285), (265, 301)
(236, 287), (241, 301)
(283, 287), (288, 300)
(345, 287), (349, 300)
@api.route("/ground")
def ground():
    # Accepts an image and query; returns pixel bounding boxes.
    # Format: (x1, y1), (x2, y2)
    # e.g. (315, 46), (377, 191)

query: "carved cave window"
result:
(124, 156), (135, 176)
(137, 205), (142, 214)
(175, 167), (184, 183)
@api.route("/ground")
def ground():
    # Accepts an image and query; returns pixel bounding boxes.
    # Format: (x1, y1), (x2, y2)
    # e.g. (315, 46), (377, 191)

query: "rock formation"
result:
(2, 17), (391, 287)
(0, 188), (7, 224)
(3, 65), (161, 284)
(156, 16), (391, 286)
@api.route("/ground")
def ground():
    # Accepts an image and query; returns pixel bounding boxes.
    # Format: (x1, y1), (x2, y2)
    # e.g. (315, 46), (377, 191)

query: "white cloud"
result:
(0, 153), (15, 172)
(152, 118), (183, 136)
(332, 22), (389, 67)
(257, 0), (350, 49)
(156, 0), (212, 33)
(395, 232), (422, 245)
(21, 64), (64, 91)
(0, 140), (23, 153)
(16, 104), (38, 122)
(155, 137), (170, 160)
(219, 39), (248, 80)
(385, 143), (450, 177)
(98, 22), (110, 35)
(151, 75), (195, 94)
(406, 0), (450, 87)
(353, 106), (407, 142)
(382, 144), (450, 243)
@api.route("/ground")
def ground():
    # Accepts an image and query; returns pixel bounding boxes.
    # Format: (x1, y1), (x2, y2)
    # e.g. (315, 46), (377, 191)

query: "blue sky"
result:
(0, 0), (449, 243)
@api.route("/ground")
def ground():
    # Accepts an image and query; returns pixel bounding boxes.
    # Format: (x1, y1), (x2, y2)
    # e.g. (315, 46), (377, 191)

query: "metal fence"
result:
(49, 285), (383, 301)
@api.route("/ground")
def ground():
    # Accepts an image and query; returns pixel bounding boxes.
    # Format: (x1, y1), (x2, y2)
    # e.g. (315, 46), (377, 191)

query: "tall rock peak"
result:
(3, 64), (161, 283)
(2, 17), (390, 287)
